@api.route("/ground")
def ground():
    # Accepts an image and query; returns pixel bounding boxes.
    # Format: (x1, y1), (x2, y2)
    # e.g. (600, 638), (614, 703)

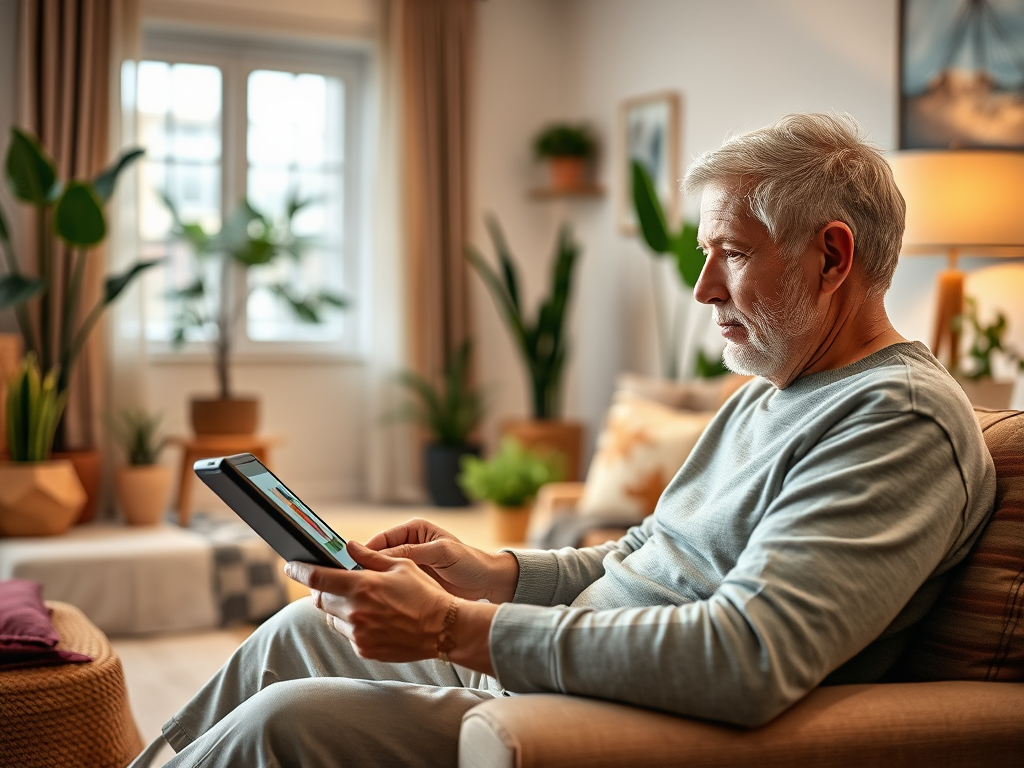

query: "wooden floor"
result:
(112, 502), (503, 762)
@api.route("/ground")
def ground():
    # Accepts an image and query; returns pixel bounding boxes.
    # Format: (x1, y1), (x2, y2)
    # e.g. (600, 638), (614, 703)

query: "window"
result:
(135, 28), (369, 356)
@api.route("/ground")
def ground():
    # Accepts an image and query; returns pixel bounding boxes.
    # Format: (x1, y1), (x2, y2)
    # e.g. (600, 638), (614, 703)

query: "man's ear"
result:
(815, 221), (854, 296)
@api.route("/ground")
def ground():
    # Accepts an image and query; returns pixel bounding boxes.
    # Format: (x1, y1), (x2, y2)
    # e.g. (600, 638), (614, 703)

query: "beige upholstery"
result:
(464, 409), (1024, 766)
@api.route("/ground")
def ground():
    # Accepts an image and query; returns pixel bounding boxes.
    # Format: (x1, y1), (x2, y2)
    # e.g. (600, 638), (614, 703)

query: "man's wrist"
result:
(445, 599), (499, 676)
(486, 552), (520, 604)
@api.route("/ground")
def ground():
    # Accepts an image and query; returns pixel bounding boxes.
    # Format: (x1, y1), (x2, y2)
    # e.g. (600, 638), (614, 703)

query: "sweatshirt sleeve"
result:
(505, 516), (654, 606)
(488, 413), (973, 726)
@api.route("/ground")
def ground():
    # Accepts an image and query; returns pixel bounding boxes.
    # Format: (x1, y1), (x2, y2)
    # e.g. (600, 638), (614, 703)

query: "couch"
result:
(457, 408), (1024, 767)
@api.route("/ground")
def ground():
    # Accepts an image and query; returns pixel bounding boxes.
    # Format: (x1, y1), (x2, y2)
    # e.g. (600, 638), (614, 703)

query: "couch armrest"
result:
(528, 482), (586, 543)
(459, 682), (1024, 768)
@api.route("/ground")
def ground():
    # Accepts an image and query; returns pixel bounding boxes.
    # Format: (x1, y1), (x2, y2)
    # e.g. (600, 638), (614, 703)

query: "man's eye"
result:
(725, 250), (746, 260)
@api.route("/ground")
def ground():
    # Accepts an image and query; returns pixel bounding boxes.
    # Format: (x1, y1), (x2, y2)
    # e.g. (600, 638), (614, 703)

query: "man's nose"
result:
(693, 253), (727, 305)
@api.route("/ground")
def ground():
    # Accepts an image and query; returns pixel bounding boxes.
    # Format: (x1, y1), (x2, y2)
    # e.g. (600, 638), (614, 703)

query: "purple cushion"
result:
(0, 579), (91, 669)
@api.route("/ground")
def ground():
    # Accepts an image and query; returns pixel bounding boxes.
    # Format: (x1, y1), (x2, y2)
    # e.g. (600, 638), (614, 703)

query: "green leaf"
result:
(0, 274), (45, 309)
(0, 200), (9, 241)
(104, 259), (161, 305)
(484, 215), (521, 315)
(632, 160), (670, 254)
(167, 279), (204, 300)
(5, 128), (60, 206)
(92, 147), (144, 202)
(54, 181), (106, 246)
(317, 291), (348, 308)
(672, 222), (705, 288)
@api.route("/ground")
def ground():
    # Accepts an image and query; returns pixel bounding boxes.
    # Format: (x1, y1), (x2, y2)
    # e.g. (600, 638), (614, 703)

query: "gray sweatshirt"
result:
(489, 342), (996, 726)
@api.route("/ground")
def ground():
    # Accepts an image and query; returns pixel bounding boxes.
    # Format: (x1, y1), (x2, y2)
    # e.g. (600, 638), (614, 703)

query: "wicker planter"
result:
(190, 397), (259, 435)
(0, 460), (86, 537)
(501, 419), (585, 481)
(115, 465), (173, 525)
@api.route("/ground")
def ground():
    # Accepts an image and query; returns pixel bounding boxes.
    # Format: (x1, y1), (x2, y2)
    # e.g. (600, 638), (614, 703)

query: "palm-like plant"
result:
(163, 195), (348, 400)
(0, 127), (157, 444)
(466, 216), (579, 420)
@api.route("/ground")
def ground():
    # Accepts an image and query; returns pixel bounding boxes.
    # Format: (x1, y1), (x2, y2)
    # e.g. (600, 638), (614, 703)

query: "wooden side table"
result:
(171, 434), (282, 527)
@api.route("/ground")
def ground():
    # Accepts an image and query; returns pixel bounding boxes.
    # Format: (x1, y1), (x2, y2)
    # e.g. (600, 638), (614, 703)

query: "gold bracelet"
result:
(436, 598), (459, 663)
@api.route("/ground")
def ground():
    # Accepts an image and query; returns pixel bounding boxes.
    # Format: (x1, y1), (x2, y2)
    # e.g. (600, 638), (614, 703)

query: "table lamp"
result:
(886, 150), (1024, 372)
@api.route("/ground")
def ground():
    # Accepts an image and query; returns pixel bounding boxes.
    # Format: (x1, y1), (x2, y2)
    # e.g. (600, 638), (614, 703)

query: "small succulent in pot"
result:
(104, 408), (170, 466)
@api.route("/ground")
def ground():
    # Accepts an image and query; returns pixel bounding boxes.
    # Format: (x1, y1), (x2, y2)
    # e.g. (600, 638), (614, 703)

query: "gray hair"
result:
(683, 113), (905, 296)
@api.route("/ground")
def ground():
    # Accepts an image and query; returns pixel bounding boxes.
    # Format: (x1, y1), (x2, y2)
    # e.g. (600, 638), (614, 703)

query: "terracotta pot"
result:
(488, 502), (532, 544)
(501, 419), (585, 482)
(54, 449), (102, 525)
(0, 460), (87, 536)
(190, 397), (260, 435)
(547, 157), (588, 191)
(115, 465), (173, 525)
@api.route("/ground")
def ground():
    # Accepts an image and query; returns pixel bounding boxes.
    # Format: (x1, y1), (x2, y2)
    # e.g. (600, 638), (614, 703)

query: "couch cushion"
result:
(898, 409), (1024, 682)
(578, 391), (714, 520)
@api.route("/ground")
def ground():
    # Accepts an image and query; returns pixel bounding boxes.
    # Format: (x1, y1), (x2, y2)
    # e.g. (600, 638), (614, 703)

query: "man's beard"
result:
(714, 261), (824, 382)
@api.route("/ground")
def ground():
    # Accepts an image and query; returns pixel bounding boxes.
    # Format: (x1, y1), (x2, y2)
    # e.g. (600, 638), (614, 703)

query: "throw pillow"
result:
(0, 579), (92, 669)
(578, 392), (714, 520)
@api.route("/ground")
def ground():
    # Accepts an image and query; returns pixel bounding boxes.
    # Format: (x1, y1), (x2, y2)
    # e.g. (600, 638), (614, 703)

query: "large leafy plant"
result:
(389, 340), (486, 445)
(466, 216), (579, 420)
(631, 160), (726, 379)
(0, 127), (156, 443)
(5, 353), (68, 463)
(163, 195), (347, 400)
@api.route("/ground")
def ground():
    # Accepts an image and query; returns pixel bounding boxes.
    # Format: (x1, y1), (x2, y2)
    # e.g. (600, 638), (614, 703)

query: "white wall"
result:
(472, 0), (1024, 462)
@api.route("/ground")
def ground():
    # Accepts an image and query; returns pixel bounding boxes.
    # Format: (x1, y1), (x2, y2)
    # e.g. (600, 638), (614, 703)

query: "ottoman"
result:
(0, 601), (143, 768)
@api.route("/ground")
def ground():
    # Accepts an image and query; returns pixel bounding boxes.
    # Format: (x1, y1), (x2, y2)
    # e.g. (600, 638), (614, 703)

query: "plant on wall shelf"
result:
(466, 215), (579, 420)
(533, 124), (595, 159)
(953, 297), (1024, 382)
(632, 160), (727, 380)
(163, 194), (348, 402)
(0, 127), (157, 447)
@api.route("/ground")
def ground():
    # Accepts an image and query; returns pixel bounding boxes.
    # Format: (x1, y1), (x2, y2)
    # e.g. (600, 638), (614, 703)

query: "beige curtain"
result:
(400, 0), (476, 395)
(16, 0), (138, 452)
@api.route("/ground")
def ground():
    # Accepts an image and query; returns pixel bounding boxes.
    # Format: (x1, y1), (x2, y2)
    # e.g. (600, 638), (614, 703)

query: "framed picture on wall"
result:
(618, 91), (680, 233)
(900, 0), (1024, 149)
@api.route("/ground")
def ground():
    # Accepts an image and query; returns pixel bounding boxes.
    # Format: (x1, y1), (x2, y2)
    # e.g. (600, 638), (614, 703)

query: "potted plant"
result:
(0, 127), (156, 521)
(0, 354), (86, 536)
(388, 340), (486, 506)
(466, 215), (585, 480)
(105, 408), (172, 525)
(533, 123), (595, 191)
(458, 436), (563, 542)
(163, 195), (347, 434)
(952, 297), (1024, 409)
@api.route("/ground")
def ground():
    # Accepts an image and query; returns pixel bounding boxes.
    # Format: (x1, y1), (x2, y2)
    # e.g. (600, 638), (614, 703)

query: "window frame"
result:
(139, 24), (371, 363)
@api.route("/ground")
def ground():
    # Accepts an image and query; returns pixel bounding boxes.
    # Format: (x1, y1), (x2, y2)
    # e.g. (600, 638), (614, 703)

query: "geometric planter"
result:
(114, 465), (173, 526)
(55, 448), (102, 525)
(0, 460), (87, 537)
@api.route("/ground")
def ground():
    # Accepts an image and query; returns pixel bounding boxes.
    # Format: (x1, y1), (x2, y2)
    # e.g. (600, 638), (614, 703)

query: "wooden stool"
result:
(171, 434), (282, 527)
(0, 601), (143, 768)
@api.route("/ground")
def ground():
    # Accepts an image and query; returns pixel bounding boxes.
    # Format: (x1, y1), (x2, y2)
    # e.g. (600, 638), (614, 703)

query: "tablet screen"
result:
(236, 458), (360, 570)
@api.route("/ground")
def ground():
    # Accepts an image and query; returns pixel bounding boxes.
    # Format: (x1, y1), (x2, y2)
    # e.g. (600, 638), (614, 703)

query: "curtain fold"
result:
(16, 0), (139, 456)
(366, 0), (477, 502)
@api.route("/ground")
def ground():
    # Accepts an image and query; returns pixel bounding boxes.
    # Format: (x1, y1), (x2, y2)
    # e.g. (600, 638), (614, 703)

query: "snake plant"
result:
(466, 216), (579, 420)
(4, 353), (68, 462)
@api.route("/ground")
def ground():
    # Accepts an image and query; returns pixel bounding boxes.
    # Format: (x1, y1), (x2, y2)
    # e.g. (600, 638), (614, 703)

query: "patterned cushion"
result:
(578, 392), (714, 520)
(899, 409), (1024, 682)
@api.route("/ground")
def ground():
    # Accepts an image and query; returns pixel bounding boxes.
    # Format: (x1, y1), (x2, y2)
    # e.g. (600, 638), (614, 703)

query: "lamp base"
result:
(932, 267), (963, 372)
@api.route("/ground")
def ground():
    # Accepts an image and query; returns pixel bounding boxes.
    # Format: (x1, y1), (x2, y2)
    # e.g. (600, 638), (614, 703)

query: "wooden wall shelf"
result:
(528, 185), (605, 200)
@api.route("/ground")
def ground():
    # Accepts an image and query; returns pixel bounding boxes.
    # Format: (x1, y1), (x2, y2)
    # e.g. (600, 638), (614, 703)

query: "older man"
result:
(137, 113), (995, 768)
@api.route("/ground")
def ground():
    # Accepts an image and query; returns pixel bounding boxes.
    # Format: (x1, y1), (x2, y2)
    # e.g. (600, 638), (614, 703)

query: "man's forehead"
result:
(697, 182), (761, 245)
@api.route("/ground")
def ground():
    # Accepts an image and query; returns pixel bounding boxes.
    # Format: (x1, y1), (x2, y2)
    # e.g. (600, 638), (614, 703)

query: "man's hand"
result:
(364, 519), (520, 604)
(285, 542), (498, 673)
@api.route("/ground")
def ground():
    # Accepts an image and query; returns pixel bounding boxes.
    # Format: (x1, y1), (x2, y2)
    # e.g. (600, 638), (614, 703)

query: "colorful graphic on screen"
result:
(247, 469), (359, 569)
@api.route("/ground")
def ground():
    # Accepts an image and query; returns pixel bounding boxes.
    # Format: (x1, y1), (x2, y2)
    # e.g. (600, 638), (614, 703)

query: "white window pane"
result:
(138, 61), (170, 115)
(248, 70), (294, 126)
(138, 160), (170, 240)
(247, 167), (290, 220)
(169, 164), (221, 232)
(248, 123), (293, 167)
(172, 123), (220, 163)
(172, 64), (221, 123)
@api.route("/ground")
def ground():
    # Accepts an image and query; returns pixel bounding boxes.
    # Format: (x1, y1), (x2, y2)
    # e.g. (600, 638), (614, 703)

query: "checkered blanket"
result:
(188, 514), (290, 625)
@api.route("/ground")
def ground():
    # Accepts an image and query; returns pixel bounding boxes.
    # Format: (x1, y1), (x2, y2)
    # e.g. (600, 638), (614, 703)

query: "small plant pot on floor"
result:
(115, 465), (173, 525)
(425, 443), (481, 507)
(489, 502), (532, 544)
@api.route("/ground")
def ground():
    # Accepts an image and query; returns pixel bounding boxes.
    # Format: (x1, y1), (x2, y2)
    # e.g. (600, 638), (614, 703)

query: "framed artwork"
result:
(618, 91), (680, 233)
(900, 0), (1024, 149)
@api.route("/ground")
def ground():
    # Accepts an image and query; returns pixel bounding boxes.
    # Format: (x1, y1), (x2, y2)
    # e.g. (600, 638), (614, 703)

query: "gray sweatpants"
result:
(136, 597), (503, 768)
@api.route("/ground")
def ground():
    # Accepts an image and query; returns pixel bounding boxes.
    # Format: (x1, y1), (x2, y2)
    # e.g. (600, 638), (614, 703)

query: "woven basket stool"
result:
(0, 601), (143, 768)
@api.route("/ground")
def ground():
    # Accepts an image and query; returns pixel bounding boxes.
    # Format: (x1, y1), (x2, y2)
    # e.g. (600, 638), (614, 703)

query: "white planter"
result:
(115, 465), (173, 526)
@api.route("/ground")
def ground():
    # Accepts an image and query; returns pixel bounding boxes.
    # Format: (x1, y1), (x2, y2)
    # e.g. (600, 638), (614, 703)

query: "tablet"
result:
(194, 452), (360, 570)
